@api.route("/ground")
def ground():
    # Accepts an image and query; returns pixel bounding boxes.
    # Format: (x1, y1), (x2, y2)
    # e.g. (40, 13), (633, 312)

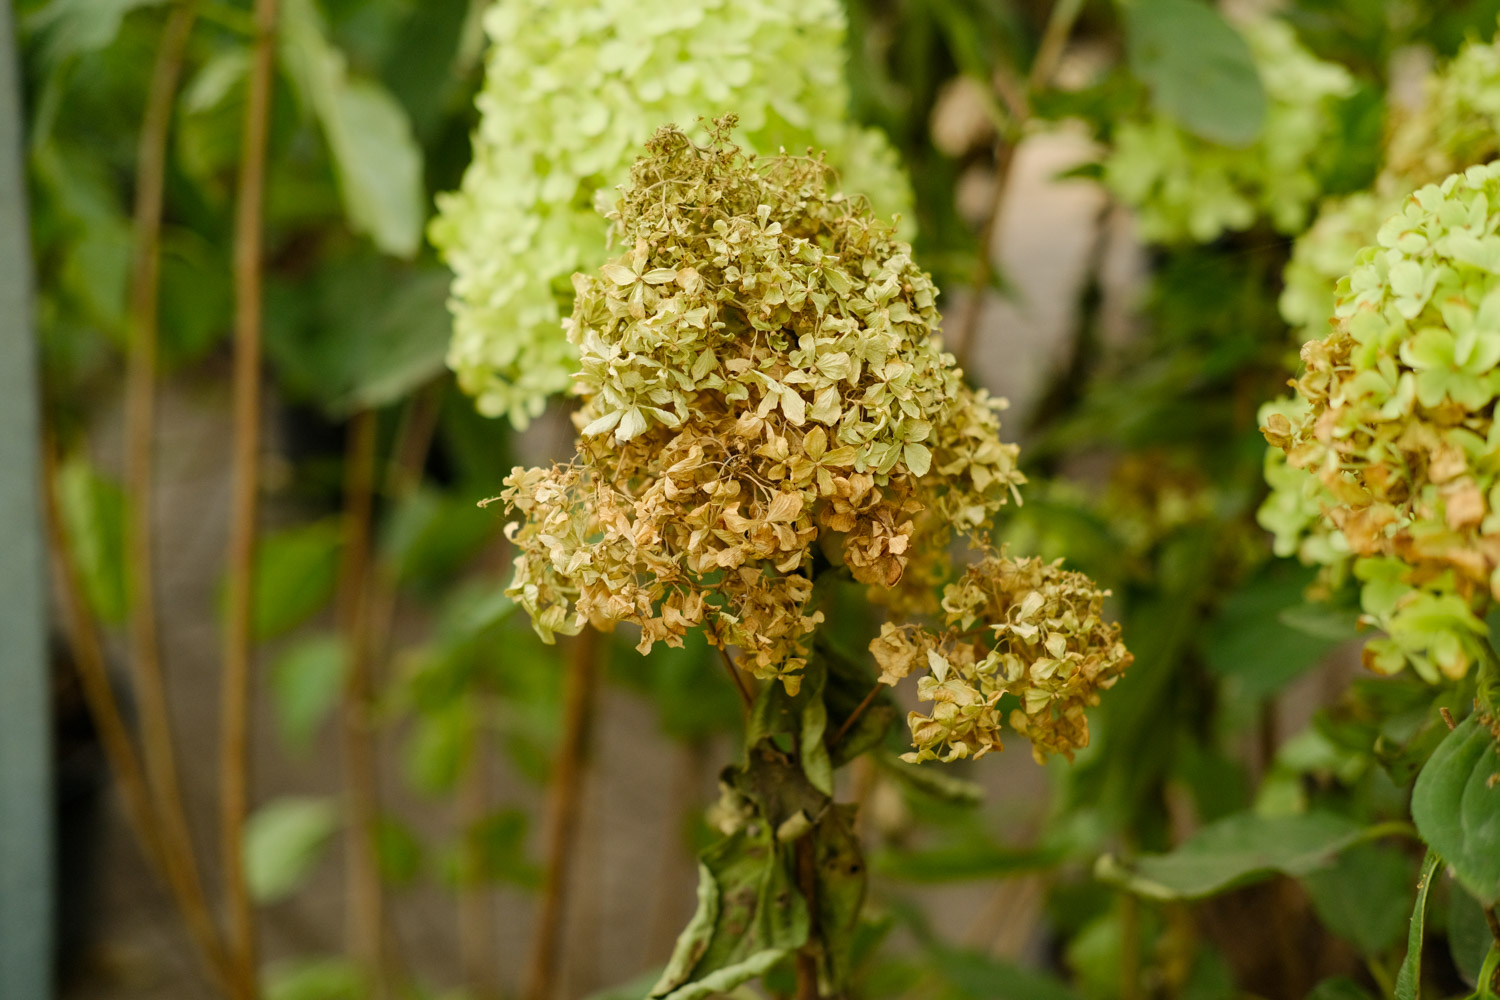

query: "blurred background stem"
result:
(221, 0), (280, 992)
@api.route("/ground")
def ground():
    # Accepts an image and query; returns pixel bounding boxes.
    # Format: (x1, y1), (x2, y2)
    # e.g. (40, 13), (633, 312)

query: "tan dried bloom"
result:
(889, 552), (1132, 764)
(498, 121), (1024, 692)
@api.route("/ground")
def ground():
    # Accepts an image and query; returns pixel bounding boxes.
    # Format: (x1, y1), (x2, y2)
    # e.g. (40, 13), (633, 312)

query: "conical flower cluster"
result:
(500, 123), (1021, 693)
(1283, 30), (1500, 346)
(1263, 163), (1500, 682)
(431, 0), (910, 426)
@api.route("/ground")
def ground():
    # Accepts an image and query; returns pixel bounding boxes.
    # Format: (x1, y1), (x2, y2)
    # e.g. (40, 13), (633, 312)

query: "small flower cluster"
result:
(871, 553), (1131, 764)
(1104, 18), (1354, 244)
(1263, 163), (1500, 682)
(430, 0), (910, 426)
(499, 124), (1023, 693)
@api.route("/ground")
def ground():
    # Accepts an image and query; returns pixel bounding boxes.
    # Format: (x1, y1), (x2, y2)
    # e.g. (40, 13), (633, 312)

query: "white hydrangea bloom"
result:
(430, 0), (911, 425)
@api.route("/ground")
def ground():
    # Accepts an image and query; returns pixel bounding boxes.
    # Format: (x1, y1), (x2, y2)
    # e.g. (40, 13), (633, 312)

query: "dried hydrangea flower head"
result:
(871, 552), (1131, 764)
(501, 122), (1023, 694)
(1104, 17), (1353, 244)
(430, 0), (910, 426)
(1263, 163), (1500, 682)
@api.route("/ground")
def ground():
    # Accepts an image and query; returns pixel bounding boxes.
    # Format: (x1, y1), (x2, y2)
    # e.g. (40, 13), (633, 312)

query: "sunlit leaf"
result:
(244, 797), (341, 903)
(279, 0), (424, 257)
(269, 632), (345, 752)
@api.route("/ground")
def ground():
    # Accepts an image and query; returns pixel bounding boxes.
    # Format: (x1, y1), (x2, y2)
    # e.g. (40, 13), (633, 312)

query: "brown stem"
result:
(1485, 904), (1500, 950)
(365, 381), (443, 663)
(120, 1), (230, 983)
(457, 711), (500, 1000)
(951, 0), (1085, 372)
(830, 682), (883, 749)
(522, 628), (600, 1000)
(221, 0), (278, 991)
(794, 834), (820, 1000)
(337, 409), (387, 993)
(40, 432), (228, 987)
(716, 644), (754, 713)
(647, 739), (708, 959)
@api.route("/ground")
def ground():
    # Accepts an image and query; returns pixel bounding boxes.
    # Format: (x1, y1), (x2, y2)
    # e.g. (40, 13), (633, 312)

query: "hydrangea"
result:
(1282, 32), (1500, 347)
(499, 126), (1129, 759)
(430, 0), (911, 425)
(1387, 30), (1500, 189)
(1262, 163), (1500, 681)
(500, 124), (1017, 689)
(1104, 18), (1354, 244)
(871, 553), (1131, 764)
(1281, 193), (1402, 347)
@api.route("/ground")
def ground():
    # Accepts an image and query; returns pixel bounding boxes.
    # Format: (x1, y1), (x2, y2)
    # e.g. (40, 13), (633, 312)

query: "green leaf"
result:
(244, 797), (341, 903)
(279, 0), (425, 257)
(1302, 843), (1413, 955)
(811, 805), (865, 989)
(931, 948), (1085, 1000)
(1449, 882), (1496, 989)
(650, 816), (810, 1000)
(1125, 0), (1268, 146)
(1412, 715), (1500, 905)
(1305, 977), (1377, 1000)
(1205, 563), (1347, 699)
(24, 0), (164, 66)
(873, 841), (1058, 882)
(874, 752), (983, 807)
(1395, 851), (1441, 1000)
(265, 260), (451, 414)
(54, 454), (127, 625)
(375, 815), (422, 887)
(269, 633), (345, 752)
(451, 808), (538, 889)
(264, 958), (363, 1000)
(245, 519), (343, 641)
(404, 702), (473, 795)
(1095, 811), (1368, 900)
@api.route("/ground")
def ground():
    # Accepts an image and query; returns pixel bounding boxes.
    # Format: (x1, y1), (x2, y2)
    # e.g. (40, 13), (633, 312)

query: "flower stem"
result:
(221, 0), (278, 990)
(523, 628), (600, 1000)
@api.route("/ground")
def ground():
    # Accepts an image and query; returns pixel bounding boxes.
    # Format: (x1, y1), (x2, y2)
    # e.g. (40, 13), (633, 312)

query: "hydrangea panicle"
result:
(498, 124), (1130, 760)
(1263, 162), (1500, 682)
(872, 552), (1131, 764)
(431, 0), (911, 426)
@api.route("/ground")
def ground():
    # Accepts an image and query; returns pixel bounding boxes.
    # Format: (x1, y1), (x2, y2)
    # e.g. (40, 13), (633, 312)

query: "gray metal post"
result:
(0, 0), (55, 995)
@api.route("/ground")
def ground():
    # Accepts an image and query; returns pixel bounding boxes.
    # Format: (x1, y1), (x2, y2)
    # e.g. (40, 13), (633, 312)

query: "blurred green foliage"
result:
(21, 0), (1500, 996)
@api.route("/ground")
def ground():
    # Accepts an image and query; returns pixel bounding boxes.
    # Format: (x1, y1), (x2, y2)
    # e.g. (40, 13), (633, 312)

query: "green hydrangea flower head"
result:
(1282, 30), (1500, 349)
(430, 0), (911, 425)
(1387, 27), (1500, 189)
(1281, 192), (1404, 347)
(1263, 162), (1500, 681)
(1104, 17), (1353, 244)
